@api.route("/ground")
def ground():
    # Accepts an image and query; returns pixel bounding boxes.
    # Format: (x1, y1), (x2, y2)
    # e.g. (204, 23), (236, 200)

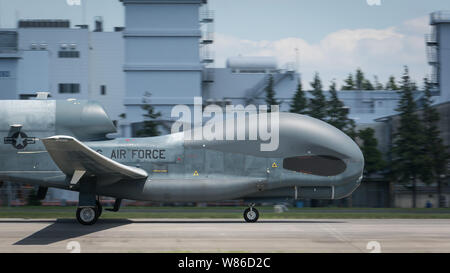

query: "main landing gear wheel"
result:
(243, 207), (259, 223)
(96, 200), (103, 218)
(76, 207), (99, 225)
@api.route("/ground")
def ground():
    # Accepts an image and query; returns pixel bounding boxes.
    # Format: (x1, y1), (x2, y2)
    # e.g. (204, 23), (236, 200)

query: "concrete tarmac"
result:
(0, 218), (449, 253)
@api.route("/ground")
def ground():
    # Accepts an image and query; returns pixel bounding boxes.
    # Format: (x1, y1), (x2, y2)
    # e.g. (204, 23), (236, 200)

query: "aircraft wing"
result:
(42, 136), (148, 182)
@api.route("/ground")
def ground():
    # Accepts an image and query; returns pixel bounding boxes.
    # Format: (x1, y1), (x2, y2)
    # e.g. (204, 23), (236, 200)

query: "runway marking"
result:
(319, 223), (365, 252)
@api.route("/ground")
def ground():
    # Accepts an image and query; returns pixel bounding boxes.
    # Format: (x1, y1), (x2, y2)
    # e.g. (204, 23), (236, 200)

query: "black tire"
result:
(76, 207), (99, 225)
(96, 200), (103, 218)
(243, 207), (259, 223)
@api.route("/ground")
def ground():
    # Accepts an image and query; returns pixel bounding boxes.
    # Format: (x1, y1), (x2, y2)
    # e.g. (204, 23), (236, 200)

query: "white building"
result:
(427, 11), (450, 103)
(120, 0), (208, 137)
(0, 20), (125, 131)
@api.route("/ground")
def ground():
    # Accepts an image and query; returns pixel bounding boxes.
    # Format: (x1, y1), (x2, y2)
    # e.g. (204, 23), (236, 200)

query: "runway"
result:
(0, 218), (450, 253)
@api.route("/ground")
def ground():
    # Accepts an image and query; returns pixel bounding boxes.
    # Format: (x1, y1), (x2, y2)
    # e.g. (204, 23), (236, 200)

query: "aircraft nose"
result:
(317, 119), (364, 183)
(334, 141), (364, 198)
(324, 122), (364, 193)
(304, 116), (365, 197)
(280, 113), (364, 182)
(345, 135), (365, 182)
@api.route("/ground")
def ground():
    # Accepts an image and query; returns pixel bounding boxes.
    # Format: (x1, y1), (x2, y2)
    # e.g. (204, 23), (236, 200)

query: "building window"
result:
(101, 85), (106, 95)
(19, 94), (52, 100)
(20, 94), (35, 100)
(0, 71), (10, 77)
(59, 83), (80, 94)
(58, 51), (80, 58)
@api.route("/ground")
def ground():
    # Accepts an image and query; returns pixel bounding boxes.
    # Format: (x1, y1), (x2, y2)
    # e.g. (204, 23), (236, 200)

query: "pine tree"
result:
(290, 81), (308, 115)
(308, 73), (327, 121)
(327, 80), (347, 130)
(358, 128), (386, 176)
(346, 119), (357, 140)
(265, 74), (278, 113)
(391, 66), (425, 208)
(374, 76), (384, 90)
(327, 80), (357, 138)
(410, 81), (418, 91)
(341, 74), (355, 90)
(137, 92), (162, 137)
(386, 76), (399, 91)
(362, 79), (375, 90)
(421, 78), (450, 207)
(342, 69), (374, 91)
(355, 68), (365, 90)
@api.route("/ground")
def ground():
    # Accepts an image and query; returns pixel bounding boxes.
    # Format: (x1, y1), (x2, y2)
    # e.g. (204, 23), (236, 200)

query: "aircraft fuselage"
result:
(0, 100), (364, 204)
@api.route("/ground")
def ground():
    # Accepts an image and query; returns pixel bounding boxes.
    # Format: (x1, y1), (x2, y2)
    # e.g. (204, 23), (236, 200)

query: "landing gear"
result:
(76, 196), (102, 225)
(96, 200), (103, 218)
(76, 179), (103, 225)
(106, 199), (122, 212)
(76, 207), (99, 225)
(243, 205), (259, 223)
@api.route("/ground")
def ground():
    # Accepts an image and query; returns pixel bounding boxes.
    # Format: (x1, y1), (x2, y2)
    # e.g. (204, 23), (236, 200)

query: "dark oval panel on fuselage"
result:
(283, 155), (347, 177)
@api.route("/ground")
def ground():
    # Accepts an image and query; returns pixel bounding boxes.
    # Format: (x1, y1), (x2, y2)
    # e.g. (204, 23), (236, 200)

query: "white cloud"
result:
(212, 16), (429, 89)
(402, 16), (430, 35)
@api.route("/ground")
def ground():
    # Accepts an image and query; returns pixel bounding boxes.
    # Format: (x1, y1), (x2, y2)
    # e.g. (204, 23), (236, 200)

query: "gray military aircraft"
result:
(0, 98), (364, 225)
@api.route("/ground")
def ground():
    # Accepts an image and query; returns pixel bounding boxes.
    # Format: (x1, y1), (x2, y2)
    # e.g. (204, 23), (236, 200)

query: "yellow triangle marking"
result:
(193, 171), (199, 176)
(272, 162), (278, 168)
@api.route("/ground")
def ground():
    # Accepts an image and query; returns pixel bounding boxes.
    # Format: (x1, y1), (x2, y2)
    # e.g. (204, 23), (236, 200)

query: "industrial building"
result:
(0, 19), (125, 129)
(0, 1), (449, 207)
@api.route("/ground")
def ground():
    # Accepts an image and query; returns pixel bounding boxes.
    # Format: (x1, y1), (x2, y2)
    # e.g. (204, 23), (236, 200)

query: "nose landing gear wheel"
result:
(243, 207), (259, 223)
(76, 207), (99, 225)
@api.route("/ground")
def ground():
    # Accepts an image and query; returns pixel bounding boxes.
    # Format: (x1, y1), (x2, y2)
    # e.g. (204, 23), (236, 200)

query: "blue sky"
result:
(0, 0), (449, 88)
(209, 0), (450, 42)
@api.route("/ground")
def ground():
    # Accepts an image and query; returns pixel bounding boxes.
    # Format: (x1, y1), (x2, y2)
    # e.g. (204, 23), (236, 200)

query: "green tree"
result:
(374, 76), (384, 90)
(308, 73), (327, 120)
(391, 66), (425, 208)
(265, 74), (278, 112)
(327, 80), (347, 130)
(341, 74), (355, 90)
(355, 68), (365, 90)
(137, 92), (162, 137)
(386, 76), (399, 91)
(290, 81), (308, 115)
(362, 79), (375, 90)
(326, 80), (356, 138)
(421, 78), (450, 207)
(358, 128), (386, 176)
(410, 81), (418, 91)
(342, 69), (374, 91)
(346, 119), (357, 140)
